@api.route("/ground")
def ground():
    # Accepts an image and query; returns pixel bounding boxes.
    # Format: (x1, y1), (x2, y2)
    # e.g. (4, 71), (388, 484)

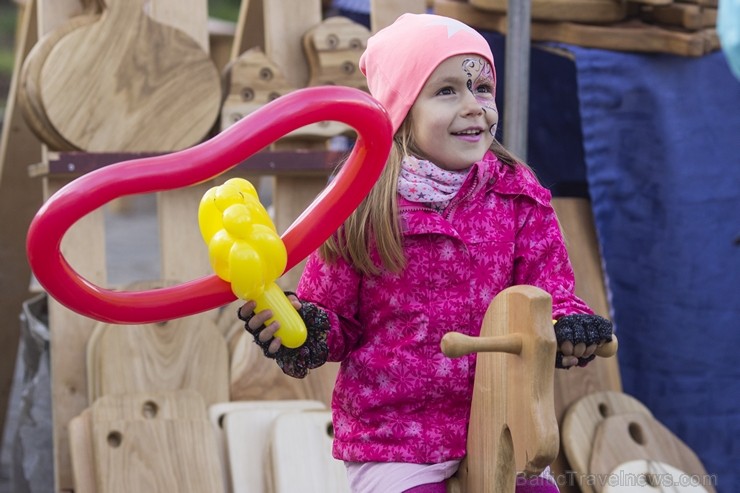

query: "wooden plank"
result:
(273, 174), (330, 290)
(370, 0), (426, 32)
(46, 175), (107, 492)
(676, 0), (717, 7)
(434, 0), (714, 56)
(208, 17), (236, 73)
(158, 184), (214, 282)
(41, 150), (346, 177)
(551, 198), (622, 493)
(263, 0), (322, 88)
(221, 402), (326, 493)
(468, 0), (627, 23)
(208, 400), (325, 493)
(68, 409), (97, 493)
(230, 0), (265, 61)
(270, 411), (349, 493)
(0, 0), (44, 456)
(641, 4), (717, 30)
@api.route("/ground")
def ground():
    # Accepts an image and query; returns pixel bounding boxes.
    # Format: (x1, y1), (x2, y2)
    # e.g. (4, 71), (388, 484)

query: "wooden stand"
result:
(0, 1), (625, 491)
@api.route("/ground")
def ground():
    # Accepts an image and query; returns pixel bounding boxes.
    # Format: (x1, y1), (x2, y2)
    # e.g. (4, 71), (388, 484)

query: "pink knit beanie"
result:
(359, 13), (496, 133)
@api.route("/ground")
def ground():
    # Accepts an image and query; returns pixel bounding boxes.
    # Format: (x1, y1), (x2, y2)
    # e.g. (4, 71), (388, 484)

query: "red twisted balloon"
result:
(26, 86), (392, 324)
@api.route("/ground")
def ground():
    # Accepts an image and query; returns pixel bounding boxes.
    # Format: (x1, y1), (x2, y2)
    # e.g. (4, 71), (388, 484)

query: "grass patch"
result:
(208, 0), (241, 21)
(0, 48), (14, 75)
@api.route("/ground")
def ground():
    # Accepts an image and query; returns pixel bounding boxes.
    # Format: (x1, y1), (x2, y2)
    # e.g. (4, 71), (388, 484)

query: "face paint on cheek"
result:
(462, 57), (497, 113)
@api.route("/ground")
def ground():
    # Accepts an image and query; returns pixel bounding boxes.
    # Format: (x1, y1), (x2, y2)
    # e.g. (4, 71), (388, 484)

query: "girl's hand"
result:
(554, 314), (613, 369)
(237, 294), (330, 379)
(558, 340), (599, 368)
(238, 296), (302, 354)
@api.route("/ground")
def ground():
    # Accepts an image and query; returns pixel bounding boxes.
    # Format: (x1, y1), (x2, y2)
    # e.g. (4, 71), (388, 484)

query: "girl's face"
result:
(408, 54), (498, 171)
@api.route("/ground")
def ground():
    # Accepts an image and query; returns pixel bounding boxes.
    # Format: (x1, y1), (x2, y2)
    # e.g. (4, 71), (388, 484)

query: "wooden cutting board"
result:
(603, 460), (710, 492)
(91, 418), (224, 493)
(69, 390), (214, 493)
(589, 412), (715, 493)
(19, 13), (96, 150)
(468, 0), (627, 22)
(91, 389), (208, 421)
(88, 313), (229, 407)
(91, 390), (224, 493)
(38, 0), (221, 152)
(221, 401), (327, 493)
(68, 408), (97, 493)
(269, 410), (349, 493)
(561, 391), (653, 493)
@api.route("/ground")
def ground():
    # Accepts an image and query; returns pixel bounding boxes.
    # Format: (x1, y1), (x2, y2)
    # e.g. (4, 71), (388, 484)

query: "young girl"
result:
(239, 13), (612, 493)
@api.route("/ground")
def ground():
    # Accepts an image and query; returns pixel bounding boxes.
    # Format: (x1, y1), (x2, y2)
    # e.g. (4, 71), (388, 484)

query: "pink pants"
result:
(403, 483), (447, 493)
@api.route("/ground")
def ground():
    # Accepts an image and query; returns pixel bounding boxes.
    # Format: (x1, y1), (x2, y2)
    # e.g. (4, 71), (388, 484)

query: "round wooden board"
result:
(39, 0), (221, 152)
(561, 391), (653, 493)
(19, 14), (97, 150)
(589, 413), (715, 493)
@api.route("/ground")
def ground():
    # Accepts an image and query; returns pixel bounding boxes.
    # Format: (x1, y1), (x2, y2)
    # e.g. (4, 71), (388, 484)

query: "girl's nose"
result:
(461, 91), (484, 116)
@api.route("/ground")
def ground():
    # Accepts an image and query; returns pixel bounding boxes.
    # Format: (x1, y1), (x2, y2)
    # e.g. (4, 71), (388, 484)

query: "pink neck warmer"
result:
(397, 155), (470, 211)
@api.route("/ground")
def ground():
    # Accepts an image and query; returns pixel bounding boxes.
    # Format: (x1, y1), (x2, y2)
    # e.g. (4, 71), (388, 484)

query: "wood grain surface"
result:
(91, 418), (224, 492)
(19, 13), (96, 150)
(561, 391), (653, 493)
(468, 0), (627, 22)
(39, 0), (221, 151)
(589, 412), (715, 493)
(458, 286), (559, 492)
(68, 409), (97, 493)
(88, 313), (229, 407)
(269, 411), (349, 493)
(221, 402), (326, 493)
(303, 16), (369, 90)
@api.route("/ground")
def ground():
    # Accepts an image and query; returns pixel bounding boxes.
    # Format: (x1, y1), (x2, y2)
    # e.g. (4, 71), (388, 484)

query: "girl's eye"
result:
(436, 86), (455, 96)
(475, 84), (493, 94)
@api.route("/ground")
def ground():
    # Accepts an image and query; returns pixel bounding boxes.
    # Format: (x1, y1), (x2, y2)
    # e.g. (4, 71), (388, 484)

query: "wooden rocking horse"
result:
(442, 285), (618, 493)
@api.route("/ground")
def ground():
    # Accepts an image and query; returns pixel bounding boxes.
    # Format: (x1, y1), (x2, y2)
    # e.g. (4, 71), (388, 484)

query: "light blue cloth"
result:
(718, 0), (740, 79)
(563, 45), (740, 491)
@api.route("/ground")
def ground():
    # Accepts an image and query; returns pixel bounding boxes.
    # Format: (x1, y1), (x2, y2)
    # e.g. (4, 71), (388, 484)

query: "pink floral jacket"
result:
(296, 151), (592, 464)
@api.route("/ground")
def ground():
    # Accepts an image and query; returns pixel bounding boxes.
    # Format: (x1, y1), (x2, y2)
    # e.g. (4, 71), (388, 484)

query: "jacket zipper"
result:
(444, 175), (479, 223)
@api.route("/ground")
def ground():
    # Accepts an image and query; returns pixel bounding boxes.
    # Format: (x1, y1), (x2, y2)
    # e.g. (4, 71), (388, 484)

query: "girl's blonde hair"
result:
(319, 120), (523, 276)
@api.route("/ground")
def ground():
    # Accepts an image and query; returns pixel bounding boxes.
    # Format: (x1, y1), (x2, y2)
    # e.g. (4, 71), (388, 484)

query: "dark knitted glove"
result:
(238, 294), (329, 379)
(554, 314), (613, 369)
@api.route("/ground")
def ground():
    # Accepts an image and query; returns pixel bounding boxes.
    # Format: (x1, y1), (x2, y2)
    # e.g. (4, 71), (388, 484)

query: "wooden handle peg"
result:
(441, 332), (618, 359)
(441, 332), (523, 358)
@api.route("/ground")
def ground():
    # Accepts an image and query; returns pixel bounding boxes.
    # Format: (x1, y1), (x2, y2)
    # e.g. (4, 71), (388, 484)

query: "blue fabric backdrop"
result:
(484, 32), (740, 490)
(563, 46), (739, 489)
